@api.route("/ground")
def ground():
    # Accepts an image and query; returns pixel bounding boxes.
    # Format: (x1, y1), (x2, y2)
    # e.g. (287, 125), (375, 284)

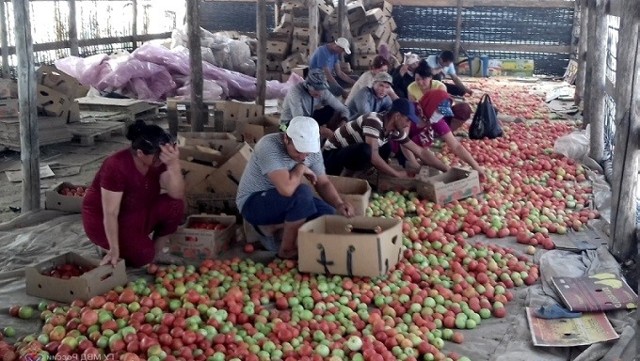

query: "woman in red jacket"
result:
(82, 120), (185, 267)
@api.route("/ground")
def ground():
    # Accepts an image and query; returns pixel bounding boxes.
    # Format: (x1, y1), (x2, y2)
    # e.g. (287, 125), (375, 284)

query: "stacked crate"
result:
(269, 0), (402, 79)
(345, 0), (400, 71)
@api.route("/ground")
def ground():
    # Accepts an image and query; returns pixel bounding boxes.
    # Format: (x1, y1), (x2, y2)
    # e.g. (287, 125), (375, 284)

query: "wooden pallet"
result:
(67, 121), (126, 146)
(76, 97), (159, 123)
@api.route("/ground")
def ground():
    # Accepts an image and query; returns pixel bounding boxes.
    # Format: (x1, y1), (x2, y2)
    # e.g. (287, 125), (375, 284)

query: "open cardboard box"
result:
(298, 215), (402, 278)
(177, 132), (237, 146)
(170, 214), (236, 262)
(327, 176), (371, 216)
(26, 252), (127, 303)
(44, 182), (87, 213)
(236, 115), (280, 146)
(419, 167), (481, 204)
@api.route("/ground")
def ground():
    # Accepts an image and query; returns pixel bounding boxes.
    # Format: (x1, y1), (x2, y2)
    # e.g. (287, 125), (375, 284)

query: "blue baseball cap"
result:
(390, 98), (420, 124)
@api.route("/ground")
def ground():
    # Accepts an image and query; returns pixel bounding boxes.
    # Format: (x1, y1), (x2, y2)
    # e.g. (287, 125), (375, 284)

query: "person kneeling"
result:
(236, 116), (355, 259)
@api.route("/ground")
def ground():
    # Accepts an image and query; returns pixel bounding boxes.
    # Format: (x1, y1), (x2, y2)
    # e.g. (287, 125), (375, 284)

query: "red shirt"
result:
(82, 149), (167, 217)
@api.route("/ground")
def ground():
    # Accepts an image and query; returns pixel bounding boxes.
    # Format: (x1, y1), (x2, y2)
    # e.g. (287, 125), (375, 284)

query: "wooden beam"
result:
(585, 0), (607, 163)
(12, 0), (40, 212)
(610, 0), (640, 263)
(575, 0), (588, 105)
(256, 0), (267, 109)
(0, 33), (172, 56)
(608, 0), (623, 17)
(68, 0), (79, 56)
(338, 0), (347, 39)
(187, 0), (206, 131)
(274, 0), (281, 27)
(399, 40), (571, 54)
(132, 0), (138, 50)
(453, 0), (463, 61)
(0, 1), (10, 77)
(308, 0), (319, 55)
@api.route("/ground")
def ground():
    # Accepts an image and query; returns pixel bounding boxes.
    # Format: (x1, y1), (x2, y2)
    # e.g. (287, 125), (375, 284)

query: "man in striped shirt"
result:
(323, 98), (443, 177)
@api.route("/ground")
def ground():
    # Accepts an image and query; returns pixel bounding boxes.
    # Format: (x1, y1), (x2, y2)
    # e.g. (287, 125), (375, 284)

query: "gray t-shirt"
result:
(236, 133), (326, 212)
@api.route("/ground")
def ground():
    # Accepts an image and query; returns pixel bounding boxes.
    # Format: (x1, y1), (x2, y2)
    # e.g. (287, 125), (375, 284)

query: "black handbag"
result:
(469, 94), (503, 139)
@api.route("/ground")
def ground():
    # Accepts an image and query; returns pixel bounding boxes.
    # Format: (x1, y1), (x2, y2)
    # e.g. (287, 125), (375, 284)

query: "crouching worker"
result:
(82, 120), (185, 267)
(237, 116), (355, 259)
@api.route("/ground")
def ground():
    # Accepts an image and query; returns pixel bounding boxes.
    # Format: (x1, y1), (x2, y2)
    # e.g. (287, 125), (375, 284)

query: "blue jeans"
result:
(242, 185), (335, 226)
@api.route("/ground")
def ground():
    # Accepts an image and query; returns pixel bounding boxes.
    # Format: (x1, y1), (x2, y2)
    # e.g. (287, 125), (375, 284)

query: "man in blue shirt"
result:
(309, 37), (357, 99)
(426, 51), (473, 97)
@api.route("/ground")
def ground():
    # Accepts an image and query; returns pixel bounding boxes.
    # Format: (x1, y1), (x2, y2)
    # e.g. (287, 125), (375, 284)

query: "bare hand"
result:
(320, 126), (336, 141)
(100, 249), (120, 267)
(336, 202), (355, 217)
(394, 170), (413, 179)
(465, 87), (474, 96)
(302, 166), (317, 185)
(476, 167), (487, 182)
(159, 143), (180, 167)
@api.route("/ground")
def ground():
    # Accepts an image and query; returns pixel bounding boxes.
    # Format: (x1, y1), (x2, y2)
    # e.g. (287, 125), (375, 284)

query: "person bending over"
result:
(346, 72), (397, 121)
(237, 116), (355, 259)
(426, 50), (473, 97)
(345, 55), (391, 104)
(309, 37), (357, 98)
(407, 61), (446, 102)
(83, 120), (185, 267)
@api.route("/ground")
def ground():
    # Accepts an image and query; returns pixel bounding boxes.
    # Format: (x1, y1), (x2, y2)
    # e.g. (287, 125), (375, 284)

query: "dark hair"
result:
(440, 50), (455, 63)
(414, 60), (433, 78)
(126, 119), (172, 155)
(372, 55), (390, 70)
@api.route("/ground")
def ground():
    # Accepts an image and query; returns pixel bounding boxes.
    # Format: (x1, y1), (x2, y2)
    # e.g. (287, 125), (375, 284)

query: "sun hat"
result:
(305, 69), (330, 90)
(286, 116), (321, 153)
(372, 72), (393, 85)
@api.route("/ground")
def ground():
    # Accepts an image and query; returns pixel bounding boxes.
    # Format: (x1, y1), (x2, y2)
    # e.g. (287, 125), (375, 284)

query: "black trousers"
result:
(323, 143), (372, 176)
(433, 74), (466, 96)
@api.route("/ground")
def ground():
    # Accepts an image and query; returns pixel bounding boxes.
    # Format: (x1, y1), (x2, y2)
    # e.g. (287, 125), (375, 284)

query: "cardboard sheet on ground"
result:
(525, 307), (619, 347)
(0, 213), (635, 361)
(5, 165), (55, 182)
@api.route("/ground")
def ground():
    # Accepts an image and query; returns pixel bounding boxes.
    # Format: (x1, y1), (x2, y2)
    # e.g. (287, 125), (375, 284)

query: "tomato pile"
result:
(59, 186), (86, 197)
(43, 263), (95, 279)
(0, 79), (596, 361)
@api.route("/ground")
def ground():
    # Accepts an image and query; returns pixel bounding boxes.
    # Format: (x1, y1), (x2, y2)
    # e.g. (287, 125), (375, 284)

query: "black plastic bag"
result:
(469, 94), (503, 139)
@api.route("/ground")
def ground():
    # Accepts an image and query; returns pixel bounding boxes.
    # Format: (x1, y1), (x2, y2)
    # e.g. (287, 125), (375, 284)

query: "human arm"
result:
(450, 74), (473, 95)
(100, 188), (123, 266)
(159, 144), (185, 200)
(334, 62), (356, 85)
(387, 87), (399, 100)
(366, 136), (408, 178)
(323, 90), (350, 121)
(440, 132), (485, 179)
(315, 175), (354, 217)
(401, 140), (450, 173)
(323, 66), (340, 86)
(267, 163), (312, 197)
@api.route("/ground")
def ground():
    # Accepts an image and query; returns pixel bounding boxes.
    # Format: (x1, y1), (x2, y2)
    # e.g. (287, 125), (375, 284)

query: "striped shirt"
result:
(323, 112), (409, 151)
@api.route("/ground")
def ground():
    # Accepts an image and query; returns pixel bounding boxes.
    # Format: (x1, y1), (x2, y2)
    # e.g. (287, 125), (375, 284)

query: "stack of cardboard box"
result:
(267, 0), (402, 80)
(0, 66), (89, 149)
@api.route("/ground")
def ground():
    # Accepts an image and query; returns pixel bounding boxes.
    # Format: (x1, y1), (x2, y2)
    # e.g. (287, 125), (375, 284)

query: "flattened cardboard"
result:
(552, 273), (638, 312)
(420, 167), (481, 204)
(298, 215), (403, 278)
(169, 214), (236, 261)
(44, 182), (87, 213)
(26, 252), (127, 303)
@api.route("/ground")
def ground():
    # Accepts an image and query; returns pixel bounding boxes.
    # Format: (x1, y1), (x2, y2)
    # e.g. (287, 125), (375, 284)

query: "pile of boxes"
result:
(0, 66), (89, 149)
(266, 0), (402, 80)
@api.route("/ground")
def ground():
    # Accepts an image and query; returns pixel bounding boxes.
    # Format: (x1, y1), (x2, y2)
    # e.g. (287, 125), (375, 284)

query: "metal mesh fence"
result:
(200, 2), (277, 33)
(603, 15), (619, 181)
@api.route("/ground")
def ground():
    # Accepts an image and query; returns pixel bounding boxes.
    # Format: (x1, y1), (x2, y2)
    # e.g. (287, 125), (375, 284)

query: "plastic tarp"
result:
(55, 43), (302, 102)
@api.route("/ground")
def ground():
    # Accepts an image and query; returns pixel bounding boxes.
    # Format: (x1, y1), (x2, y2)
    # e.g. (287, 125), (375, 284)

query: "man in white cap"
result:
(309, 37), (357, 98)
(391, 52), (421, 99)
(236, 116), (355, 259)
(346, 72), (398, 121)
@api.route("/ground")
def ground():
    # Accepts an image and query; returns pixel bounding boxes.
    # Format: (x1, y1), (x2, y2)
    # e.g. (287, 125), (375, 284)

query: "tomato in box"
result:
(43, 263), (95, 279)
(59, 185), (86, 197)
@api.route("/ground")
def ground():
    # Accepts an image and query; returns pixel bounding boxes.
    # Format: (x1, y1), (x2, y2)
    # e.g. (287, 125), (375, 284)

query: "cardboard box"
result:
(37, 84), (72, 118)
(37, 65), (89, 99)
(206, 140), (254, 197)
(0, 79), (17, 99)
(185, 194), (238, 216)
(291, 38), (310, 54)
(44, 182), (86, 213)
(237, 115), (280, 145)
(292, 65), (309, 79)
(347, 1), (367, 23)
(266, 40), (290, 58)
(353, 34), (376, 54)
(353, 54), (379, 68)
(298, 215), (403, 278)
(489, 59), (535, 77)
(0, 98), (19, 118)
(26, 252), (127, 303)
(169, 214), (236, 261)
(293, 27), (310, 40)
(420, 167), (481, 204)
(365, 8), (384, 23)
(177, 132), (237, 146)
(281, 53), (305, 74)
(327, 176), (372, 216)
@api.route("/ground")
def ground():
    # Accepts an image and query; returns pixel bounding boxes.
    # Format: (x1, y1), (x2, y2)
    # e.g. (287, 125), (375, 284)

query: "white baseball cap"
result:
(403, 52), (420, 66)
(335, 37), (351, 55)
(286, 116), (321, 153)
